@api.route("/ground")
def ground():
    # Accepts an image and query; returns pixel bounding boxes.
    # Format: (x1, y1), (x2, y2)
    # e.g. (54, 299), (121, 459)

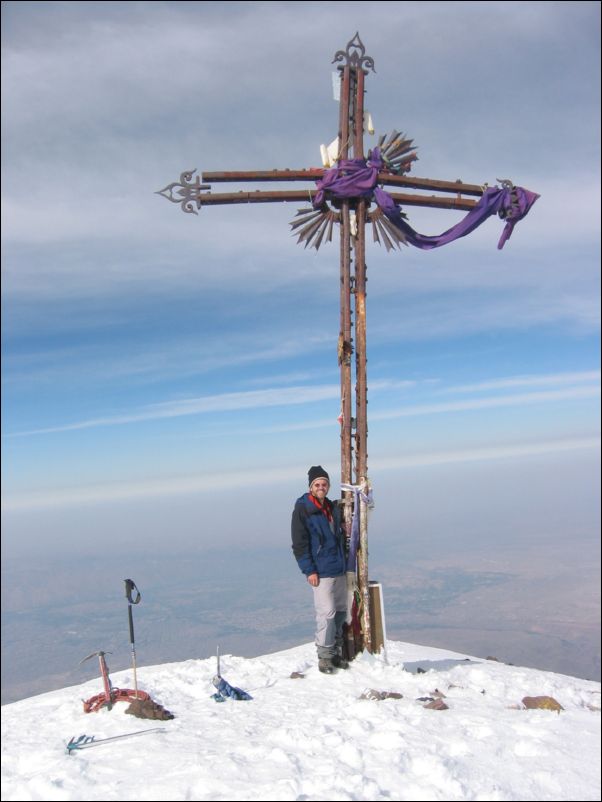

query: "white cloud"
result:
(373, 436), (601, 472)
(3, 435), (598, 512)
(372, 386), (601, 422)
(441, 370), (601, 395)
(6, 383), (342, 436)
(6, 370), (598, 438)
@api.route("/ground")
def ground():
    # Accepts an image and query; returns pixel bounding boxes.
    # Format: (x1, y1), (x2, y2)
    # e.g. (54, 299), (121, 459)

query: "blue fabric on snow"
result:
(212, 676), (253, 701)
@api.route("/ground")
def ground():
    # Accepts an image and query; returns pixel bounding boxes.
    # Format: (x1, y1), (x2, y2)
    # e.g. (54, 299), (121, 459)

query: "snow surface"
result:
(1, 640), (600, 802)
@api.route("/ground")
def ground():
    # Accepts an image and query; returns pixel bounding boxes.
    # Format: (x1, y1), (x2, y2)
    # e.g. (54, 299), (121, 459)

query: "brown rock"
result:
(522, 695), (563, 712)
(125, 698), (175, 720)
(424, 699), (449, 710)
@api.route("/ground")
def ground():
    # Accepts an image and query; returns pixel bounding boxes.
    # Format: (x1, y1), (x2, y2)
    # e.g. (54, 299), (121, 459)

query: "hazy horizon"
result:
(3, 446), (600, 704)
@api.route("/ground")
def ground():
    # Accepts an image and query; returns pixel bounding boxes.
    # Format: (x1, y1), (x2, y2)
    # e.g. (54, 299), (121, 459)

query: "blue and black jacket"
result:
(291, 493), (346, 578)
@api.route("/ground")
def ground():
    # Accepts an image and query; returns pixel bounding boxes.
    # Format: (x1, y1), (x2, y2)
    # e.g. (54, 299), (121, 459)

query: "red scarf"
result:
(309, 493), (333, 523)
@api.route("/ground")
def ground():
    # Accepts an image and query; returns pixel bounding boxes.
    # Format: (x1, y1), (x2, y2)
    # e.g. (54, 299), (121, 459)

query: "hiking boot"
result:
(318, 658), (336, 674)
(331, 655), (349, 670)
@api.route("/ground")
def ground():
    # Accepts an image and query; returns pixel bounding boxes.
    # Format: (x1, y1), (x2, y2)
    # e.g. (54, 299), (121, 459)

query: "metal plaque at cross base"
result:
(156, 34), (539, 654)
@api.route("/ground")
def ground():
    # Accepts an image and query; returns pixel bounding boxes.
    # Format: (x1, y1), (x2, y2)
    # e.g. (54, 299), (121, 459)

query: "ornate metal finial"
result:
(332, 33), (375, 73)
(155, 169), (210, 215)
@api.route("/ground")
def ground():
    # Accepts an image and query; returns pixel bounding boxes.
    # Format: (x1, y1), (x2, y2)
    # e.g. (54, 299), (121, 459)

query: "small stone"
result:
(424, 699), (449, 710)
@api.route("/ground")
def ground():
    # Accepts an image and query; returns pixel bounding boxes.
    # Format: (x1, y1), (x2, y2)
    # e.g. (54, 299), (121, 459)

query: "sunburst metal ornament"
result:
(368, 207), (409, 251)
(291, 201), (410, 253)
(377, 130), (418, 174)
(289, 128), (418, 251)
(290, 205), (341, 250)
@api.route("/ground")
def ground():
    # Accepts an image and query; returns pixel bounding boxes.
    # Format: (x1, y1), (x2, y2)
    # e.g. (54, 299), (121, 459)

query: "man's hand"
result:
(307, 573), (320, 587)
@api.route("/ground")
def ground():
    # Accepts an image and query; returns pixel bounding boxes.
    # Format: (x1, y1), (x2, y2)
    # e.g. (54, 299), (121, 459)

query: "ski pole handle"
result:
(124, 578), (141, 605)
(124, 579), (140, 697)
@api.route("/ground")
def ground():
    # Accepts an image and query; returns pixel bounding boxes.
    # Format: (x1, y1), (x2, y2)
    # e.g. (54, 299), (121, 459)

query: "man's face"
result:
(310, 479), (329, 501)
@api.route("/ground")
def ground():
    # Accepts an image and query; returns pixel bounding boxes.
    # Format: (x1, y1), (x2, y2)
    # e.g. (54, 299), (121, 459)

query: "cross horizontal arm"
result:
(195, 189), (477, 211)
(377, 173), (484, 196)
(202, 170), (325, 182)
(389, 192), (477, 210)
(202, 169), (484, 197)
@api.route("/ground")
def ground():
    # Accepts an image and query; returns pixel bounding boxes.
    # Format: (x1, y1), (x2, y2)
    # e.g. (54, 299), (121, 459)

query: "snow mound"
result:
(1, 640), (600, 801)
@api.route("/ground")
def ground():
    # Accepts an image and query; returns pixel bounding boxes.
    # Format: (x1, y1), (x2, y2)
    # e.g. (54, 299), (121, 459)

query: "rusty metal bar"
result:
(354, 217), (371, 654)
(194, 190), (315, 204)
(339, 64), (353, 497)
(352, 61), (372, 653)
(202, 170), (484, 198)
(388, 193), (477, 210)
(339, 67), (354, 660)
(353, 67), (365, 160)
(378, 173), (484, 195)
(354, 204), (368, 475)
(340, 202), (353, 487)
(195, 190), (478, 211)
(202, 169), (325, 182)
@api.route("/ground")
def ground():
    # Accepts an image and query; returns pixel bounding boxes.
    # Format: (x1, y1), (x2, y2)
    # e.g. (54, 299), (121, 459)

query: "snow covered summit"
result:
(1, 640), (600, 801)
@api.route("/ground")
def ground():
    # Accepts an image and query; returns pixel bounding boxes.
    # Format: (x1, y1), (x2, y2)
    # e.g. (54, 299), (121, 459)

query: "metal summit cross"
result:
(157, 34), (538, 654)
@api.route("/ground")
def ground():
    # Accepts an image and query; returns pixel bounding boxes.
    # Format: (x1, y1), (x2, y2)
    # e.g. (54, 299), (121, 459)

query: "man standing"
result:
(291, 466), (349, 674)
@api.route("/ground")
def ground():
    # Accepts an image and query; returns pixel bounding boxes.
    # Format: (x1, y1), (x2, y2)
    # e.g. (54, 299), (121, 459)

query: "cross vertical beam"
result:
(337, 46), (372, 651)
(354, 67), (372, 654)
(338, 58), (353, 559)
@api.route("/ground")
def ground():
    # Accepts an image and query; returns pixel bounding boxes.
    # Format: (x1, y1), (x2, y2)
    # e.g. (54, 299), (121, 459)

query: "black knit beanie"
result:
(308, 465), (330, 487)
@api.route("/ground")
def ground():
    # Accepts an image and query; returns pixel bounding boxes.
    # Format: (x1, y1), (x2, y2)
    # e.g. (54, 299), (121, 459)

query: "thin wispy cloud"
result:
(252, 385), (601, 435)
(3, 436), (598, 513)
(6, 372), (599, 438)
(3, 333), (333, 390)
(372, 386), (601, 423)
(6, 384), (343, 437)
(373, 436), (601, 473)
(440, 370), (601, 395)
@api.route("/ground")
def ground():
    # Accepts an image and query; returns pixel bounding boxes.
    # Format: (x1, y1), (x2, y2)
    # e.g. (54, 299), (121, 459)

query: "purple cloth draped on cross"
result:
(313, 148), (539, 250)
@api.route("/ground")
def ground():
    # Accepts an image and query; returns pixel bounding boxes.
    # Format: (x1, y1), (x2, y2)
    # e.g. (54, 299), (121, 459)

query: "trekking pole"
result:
(124, 579), (142, 699)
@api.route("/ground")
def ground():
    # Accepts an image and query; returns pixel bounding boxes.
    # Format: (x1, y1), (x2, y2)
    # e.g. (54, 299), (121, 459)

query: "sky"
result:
(1, 3), (600, 564)
(1, 640), (601, 801)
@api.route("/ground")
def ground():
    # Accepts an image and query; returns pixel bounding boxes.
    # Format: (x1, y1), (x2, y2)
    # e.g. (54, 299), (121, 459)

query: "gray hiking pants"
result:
(312, 575), (347, 659)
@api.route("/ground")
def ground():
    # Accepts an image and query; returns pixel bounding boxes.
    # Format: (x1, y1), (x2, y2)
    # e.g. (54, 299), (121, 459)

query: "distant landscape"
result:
(2, 536), (599, 704)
